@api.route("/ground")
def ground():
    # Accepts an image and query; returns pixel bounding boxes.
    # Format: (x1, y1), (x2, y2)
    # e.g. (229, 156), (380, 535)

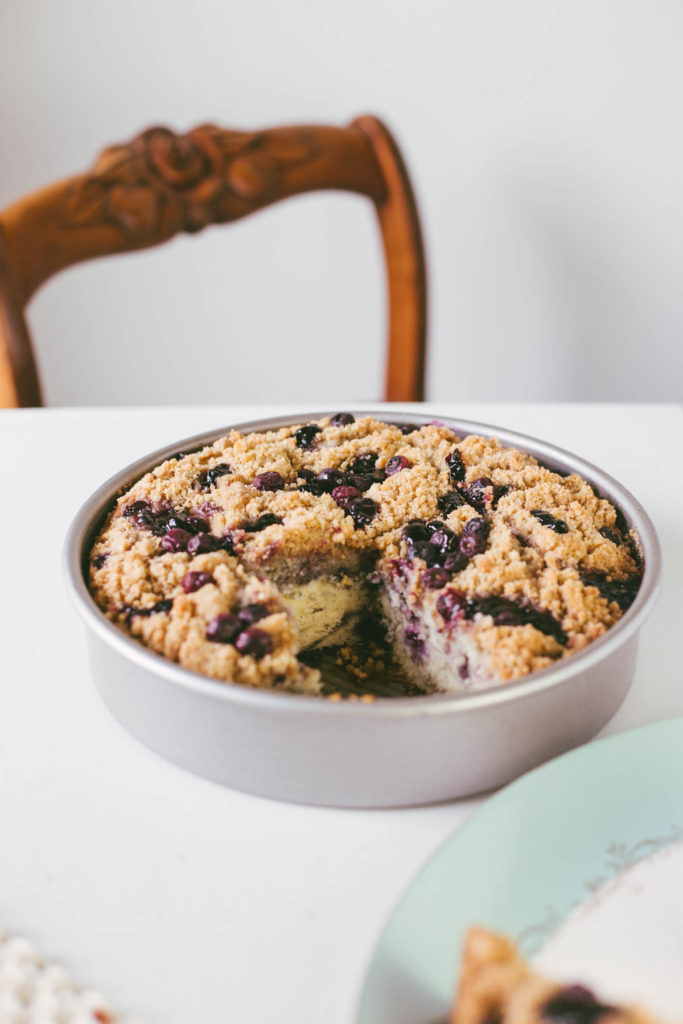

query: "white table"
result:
(1, 403), (681, 1024)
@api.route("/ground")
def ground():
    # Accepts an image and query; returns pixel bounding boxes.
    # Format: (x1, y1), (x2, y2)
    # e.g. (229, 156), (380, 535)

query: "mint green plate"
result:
(357, 717), (683, 1023)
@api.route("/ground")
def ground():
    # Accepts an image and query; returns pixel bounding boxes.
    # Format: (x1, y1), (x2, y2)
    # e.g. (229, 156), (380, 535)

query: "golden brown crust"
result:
(452, 928), (659, 1024)
(452, 928), (527, 1024)
(89, 415), (641, 694)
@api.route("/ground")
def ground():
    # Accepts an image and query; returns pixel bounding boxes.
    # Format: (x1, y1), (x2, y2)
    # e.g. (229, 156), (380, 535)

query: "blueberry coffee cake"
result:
(452, 928), (658, 1024)
(89, 415), (642, 697)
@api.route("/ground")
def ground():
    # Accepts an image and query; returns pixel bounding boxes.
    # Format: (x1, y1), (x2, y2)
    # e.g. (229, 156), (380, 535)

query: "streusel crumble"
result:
(89, 415), (642, 696)
(452, 929), (657, 1024)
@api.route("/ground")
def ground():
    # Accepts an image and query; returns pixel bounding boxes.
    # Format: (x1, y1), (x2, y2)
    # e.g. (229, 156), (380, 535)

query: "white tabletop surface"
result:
(1, 402), (681, 1024)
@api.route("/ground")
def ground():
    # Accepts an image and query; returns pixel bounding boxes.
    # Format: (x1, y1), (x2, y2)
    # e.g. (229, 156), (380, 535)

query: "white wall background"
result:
(1, 0), (682, 405)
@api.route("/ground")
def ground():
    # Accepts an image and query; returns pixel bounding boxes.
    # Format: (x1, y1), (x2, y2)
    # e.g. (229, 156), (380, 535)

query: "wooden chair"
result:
(0, 116), (427, 408)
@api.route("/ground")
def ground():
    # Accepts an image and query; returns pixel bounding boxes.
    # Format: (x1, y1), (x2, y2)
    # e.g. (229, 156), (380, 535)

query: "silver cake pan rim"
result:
(63, 409), (661, 716)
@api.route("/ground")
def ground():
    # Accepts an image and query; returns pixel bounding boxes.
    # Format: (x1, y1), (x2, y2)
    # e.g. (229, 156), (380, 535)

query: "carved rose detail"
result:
(64, 125), (320, 240)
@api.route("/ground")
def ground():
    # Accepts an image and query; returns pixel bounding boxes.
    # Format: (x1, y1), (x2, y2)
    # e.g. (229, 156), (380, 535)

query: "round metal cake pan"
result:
(64, 411), (661, 808)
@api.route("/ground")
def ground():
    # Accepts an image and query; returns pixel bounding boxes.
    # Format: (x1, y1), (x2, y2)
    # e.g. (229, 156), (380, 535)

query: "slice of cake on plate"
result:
(452, 928), (659, 1024)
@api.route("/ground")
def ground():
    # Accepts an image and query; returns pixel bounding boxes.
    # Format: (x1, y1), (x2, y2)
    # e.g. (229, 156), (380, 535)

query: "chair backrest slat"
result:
(0, 116), (427, 407)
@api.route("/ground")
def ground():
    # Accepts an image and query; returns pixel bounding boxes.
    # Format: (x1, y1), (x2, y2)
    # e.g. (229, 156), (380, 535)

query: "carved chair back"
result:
(0, 116), (427, 407)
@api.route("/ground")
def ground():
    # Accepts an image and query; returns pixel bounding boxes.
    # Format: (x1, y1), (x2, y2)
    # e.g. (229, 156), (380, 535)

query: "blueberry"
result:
(156, 513), (178, 532)
(402, 521), (435, 560)
(404, 627), (425, 658)
(294, 424), (322, 449)
(145, 511), (174, 536)
(253, 471), (284, 491)
(443, 550), (470, 573)
(599, 526), (620, 544)
(345, 474), (373, 493)
(459, 532), (487, 557)
(464, 476), (494, 511)
(348, 452), (378, 475)
(298, 469), (323, 495)
(187, 533), (228, 555)
(445, 450), (466, 482)
(123, 598), (173, 620)
(206, 614), (242, 644)
(438, 490), (465, 514)
(123, 500), (160, 531)
(423, 567), (451, 590)
(243, 513), (283, 533)
(463, 517), (490, 539)
(437, 590), (467, 622)
(494, 609), (523, 627)
(235, 627), (273, 658)
(160, 528), (192, 552)
(403, 520), (431, 544)
(92, 553), (108, 569)
(184, 515), (210, 534)
(123, 499), (152, 519)
(316, 468), (346, 493)
(237, 604), (270, 626)
(529, 607), (567, 643)
(428, 525), (458, 554)
(390, 422), (416, 435)
(195, 463), (231, 491)
(580, 571), (641, 612)
(182, 571), (214, 593)
(531, 509), (569, 534)
(472, 596), (567, 645)
(145, 508), (209, 538)
(329, 412), (355, 426)
(385, 455), (410, 476)
(331, 485), (362, 510)
(410, 540), (440, 565)
(349, 497), (379, 529)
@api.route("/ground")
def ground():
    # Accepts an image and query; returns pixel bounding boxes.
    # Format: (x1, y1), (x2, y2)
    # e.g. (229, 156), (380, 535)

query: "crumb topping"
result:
(90, 415), (642, 695)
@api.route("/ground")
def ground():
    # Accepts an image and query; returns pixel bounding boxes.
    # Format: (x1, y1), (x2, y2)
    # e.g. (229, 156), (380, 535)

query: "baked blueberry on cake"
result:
(452, 928), (657, 1024)
(89, 415), (642, 697)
